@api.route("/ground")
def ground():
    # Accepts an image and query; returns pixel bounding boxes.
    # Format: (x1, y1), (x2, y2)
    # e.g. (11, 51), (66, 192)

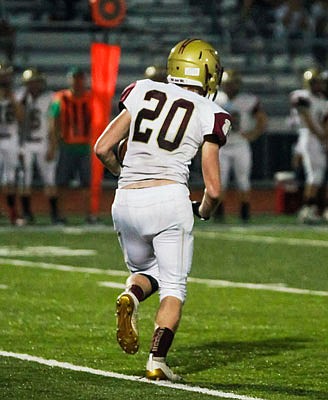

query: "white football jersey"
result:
(289, 89), (327, 152)
(289, 89), (326, 129)
(17, 89), (54, 151)
(118, 79), (231, 188)
(0, 97), (19, 149)
(215, 91), (260, 145)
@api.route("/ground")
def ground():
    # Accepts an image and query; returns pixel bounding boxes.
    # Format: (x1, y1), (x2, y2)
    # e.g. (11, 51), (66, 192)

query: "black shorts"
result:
(56, 144), (91, 187)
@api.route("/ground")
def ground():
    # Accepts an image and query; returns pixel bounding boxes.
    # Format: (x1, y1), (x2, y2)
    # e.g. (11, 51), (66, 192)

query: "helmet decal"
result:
(167, 38), (223, 97)
(177, 39), (197, 54)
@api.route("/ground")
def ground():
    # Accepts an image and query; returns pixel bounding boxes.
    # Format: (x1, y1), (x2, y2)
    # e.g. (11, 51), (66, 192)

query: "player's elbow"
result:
(93, 141), (101, 158)
(94, 140), (108, 160)
(206, 184), (220, 203)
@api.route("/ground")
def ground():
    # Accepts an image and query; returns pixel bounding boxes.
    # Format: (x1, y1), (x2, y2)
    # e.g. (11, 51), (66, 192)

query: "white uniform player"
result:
(19, 89), (55, 189)
(118, 79), (229, 188)
(94, 39), (231, 382)
(289, 69), (327, 223)
(319, 71), (328, 222)
(0, 96), (20, 185)
(0, 63), (23, 224)
(17, 68), (60, 224)
(322, 104), (328, 223)
(215, 69), (267, 222)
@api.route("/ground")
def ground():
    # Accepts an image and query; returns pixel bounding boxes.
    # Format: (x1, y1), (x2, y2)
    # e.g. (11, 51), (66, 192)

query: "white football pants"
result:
(220, 141), (252, 192)
(112, 183), (194, 302)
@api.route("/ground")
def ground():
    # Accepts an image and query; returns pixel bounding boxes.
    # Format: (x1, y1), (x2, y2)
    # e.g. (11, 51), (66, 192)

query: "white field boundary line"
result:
(195, 231), (328, 248)
(0, 351), (266, 400)
(1, 257), (328, 297)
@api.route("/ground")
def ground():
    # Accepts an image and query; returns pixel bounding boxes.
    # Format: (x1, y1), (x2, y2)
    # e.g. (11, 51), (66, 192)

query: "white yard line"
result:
(0, 351), (266, 400)
(188, 278), (328, 296)
(1, 258), (328, 297)
(195, 231), (328, 248)
(98, 281), (125, 289)
(98, 278), (328, 297)
(0, 258), (127, 276)
(0, 224), (327, 234)
(0, 246), (96, 257)
(0, 284), (8, 289)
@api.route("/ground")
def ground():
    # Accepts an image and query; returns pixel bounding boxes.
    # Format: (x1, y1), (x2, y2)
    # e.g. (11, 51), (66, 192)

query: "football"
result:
(117, 137), (128, 165)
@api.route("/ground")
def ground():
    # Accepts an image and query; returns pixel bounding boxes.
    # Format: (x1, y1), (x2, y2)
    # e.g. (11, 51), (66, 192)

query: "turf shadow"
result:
(174, 337), (327, 399)
(177, 336), (312, 372)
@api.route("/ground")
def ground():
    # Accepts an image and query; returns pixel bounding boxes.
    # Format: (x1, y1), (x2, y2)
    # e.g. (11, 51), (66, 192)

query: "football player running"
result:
(95, 38), (231, 381)
(214, 69), (268, 222)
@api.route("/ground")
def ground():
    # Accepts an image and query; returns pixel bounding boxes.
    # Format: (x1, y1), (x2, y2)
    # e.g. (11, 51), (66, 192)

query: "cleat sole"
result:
(116, 294), (139, 354)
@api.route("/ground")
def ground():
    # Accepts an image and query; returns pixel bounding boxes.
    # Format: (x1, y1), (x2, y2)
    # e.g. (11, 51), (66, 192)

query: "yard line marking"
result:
(0, 351), (266, 400)
(1, 258), (328, 297)
(0, 258), (127, 277)
(98, 278), (328, 297)
(0, 284), (8, 289)
(188, 278), (328, 296)
(1, 224), (327, 233)
(98, 281), (125, 289)
(0, 246), (96, 257)
(195, 231), (328, 248)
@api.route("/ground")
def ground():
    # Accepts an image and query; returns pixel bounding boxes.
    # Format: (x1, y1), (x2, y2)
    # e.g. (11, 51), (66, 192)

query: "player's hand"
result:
(192, 201), (209, 221)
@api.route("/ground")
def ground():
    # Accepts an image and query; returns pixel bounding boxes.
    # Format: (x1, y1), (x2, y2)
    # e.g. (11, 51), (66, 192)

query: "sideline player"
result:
(318, 70), (328, 222)
(18, 68), (63, 224)
(289, 69), (327, 224)
(94, 39), (231, 381)
(0, 63), (24, 224)
(215, 69), (267, 222)
(48, 67), (94, 224)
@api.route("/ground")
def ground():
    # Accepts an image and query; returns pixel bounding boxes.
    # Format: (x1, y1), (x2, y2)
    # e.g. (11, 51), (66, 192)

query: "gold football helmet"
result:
(22, 68), (45, 83)
(221, 69), (242, 84)
(303, 68), (321, 89)
(144, 65), (167, 82)
(167, 38), (223, 97)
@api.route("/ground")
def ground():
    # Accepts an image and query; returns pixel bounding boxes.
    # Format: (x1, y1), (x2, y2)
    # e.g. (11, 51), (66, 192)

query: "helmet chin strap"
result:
(211, 90), (218, 101)
(206, 90), (218, 101)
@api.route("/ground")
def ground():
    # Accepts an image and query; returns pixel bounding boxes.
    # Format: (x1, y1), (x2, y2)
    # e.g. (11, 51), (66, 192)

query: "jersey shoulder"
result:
(290, 89), (311, 108)
(290, 89), (309, 100)
(198, 97), (231, 147)
(198, 95), (230, 118)
(215, 91), (229, 106)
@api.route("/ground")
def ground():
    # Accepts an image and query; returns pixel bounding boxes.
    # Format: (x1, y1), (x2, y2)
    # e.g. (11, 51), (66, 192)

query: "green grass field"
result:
(0, 216), (327, 400)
